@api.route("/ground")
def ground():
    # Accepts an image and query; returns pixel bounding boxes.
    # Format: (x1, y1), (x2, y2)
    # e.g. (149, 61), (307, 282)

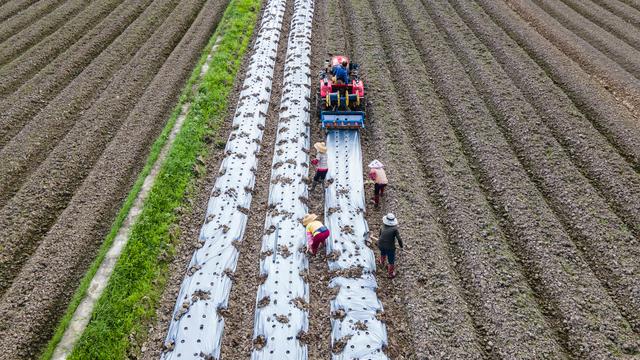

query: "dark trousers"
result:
(313, 169), (328, 182)
(373, 183), (386, 205)
(379, 247), (396, 265)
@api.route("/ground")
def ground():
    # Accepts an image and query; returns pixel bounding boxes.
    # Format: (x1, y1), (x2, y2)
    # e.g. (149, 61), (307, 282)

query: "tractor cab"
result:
(318, 55), (366, 129)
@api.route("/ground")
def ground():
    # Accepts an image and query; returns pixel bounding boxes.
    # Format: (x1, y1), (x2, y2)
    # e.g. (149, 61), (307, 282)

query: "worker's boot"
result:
(373, 194), (379, 208)
(387, 264), (396, 279)
(378, 255), (387, 266)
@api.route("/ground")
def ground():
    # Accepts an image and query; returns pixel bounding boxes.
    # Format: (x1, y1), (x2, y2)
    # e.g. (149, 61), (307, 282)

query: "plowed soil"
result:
(3, 0), (640, 358)
(0, 0), (230, 358)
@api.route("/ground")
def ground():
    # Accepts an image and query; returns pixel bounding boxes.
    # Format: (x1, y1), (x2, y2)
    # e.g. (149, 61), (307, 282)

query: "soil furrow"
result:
(0, 0), (125, 96)
(593, 0), (640, 28)
(620, 0), (640, 12)
(591, 0), (640, 29)
(524, 0), (640, 80)
(447, 0), (640, 247)
(474, 0), (640, 172)
(414, 0), (640, 353)
(0, 0), (38, 22)
(502, 0), (640, 124)
(0, 1), (228, 357)
(400, 0), (635, 340)
(0, 0), (64, 44)
(560, 0), (640, 51)
(303, 0), (341, 357)
(351, 0), (568, 357)
(217, 1), (292, 357)
(0, 0), (203, 298)
(332, 0), (485, 356)
(0, 0), (90, 66)
(0, 0), (168, 208)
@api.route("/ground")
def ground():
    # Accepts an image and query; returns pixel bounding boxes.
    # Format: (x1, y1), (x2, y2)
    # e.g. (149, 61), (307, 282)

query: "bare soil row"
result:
(0, 0), (229, 357)
(0, 0), (90, 66)
(0, 0), (38, 23)
(413, 0), (640, 352)
(592, 0), (640, 27)
(0, 0), (126, 97)
(478, 0), (640, 172)
(0, 0), (181, 292)
(0, 0), (63, 43)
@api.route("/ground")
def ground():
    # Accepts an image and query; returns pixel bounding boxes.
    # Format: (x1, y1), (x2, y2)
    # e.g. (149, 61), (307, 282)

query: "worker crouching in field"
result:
(303, 213), (330, 256)
(368, 159), (388, 208)
(310, 142), (328, 191)
(376, 213), (403, 279)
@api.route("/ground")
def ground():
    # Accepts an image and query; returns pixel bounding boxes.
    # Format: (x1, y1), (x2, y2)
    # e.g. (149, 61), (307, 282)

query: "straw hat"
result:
(313, 142), (327, 154)
(368, 159), (384, 169)
(302, 213), (318, 226)
(382, 213), (398, 226)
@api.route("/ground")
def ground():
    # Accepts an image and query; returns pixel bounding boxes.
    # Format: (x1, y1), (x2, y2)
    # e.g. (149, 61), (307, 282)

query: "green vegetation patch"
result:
(40, 0), (260, 358)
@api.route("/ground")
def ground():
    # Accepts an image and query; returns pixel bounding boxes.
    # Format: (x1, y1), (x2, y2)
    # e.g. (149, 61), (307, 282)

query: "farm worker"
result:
(302, 213), (330, 255)
(310, 142), (328, 191)
(368, 159), (388, 207)
(332, 60), (350, 84)
(377, 213), (403, 279)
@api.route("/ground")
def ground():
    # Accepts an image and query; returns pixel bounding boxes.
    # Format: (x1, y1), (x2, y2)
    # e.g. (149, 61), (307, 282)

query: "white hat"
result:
(382, 213), (398, 226)
(313, 142), (327, 153)
(368, 159), (384, 169)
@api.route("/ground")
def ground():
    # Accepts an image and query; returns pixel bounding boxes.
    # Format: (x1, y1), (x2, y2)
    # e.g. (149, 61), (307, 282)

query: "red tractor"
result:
(317, 55), (366, 129)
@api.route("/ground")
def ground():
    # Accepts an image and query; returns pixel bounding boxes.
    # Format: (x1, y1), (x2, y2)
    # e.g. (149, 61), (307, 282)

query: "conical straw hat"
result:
(302, 213), (318, 226)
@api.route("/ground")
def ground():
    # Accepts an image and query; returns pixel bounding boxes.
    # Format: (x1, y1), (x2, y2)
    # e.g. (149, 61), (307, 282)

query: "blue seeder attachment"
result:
(321, 110), (365, 129)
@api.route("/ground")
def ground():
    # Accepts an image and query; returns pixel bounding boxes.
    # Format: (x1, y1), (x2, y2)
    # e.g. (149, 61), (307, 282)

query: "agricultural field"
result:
(1, 0), (640, 359)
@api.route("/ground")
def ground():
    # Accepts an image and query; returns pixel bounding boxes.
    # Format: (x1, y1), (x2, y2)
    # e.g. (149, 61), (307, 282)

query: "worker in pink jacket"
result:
(302, 213), (330, 256)
(310, 142), (328, 192)
(368, 159), (388, 207)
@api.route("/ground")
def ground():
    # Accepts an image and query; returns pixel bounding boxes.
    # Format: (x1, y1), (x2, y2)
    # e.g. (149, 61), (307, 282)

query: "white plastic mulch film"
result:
(325, 130), (389, 359)
(251, 1), (314, 358)
(161, 0), (287, 358)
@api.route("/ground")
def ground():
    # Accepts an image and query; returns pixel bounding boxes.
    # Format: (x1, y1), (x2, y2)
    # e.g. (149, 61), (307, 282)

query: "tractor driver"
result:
(332, 60), (350, 84)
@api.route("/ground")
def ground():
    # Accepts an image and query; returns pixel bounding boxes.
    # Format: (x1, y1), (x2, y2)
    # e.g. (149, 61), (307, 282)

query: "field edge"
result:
(38, 0), (260, 358)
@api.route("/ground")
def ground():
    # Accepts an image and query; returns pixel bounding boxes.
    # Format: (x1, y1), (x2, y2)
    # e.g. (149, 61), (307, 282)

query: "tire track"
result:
(0, 0), (201, 298)
(0, 0), (64, 44)
(0, 0), (90, 66)
(447, 0), (640, 245)
(503, 0), (640, 122)
(217, 1), (293, 357)
(0, 0), (38, 22)
(414, 0), (640, 352)
(475, 0), (640, 172)
(0, 1), (229, 357)
(0, 0), (125, 94)
(350, 0), (566, 357)
(523, 0), (640, 80)
(0, 0), (155, 152)
(559, 0), (640, 50)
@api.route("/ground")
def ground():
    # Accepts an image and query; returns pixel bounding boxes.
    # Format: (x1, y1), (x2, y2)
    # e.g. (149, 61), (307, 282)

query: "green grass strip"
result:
(39, 1), (260, 358)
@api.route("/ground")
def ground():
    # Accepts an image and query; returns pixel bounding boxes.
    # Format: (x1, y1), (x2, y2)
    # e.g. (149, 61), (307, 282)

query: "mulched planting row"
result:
(361, 0), (570, 357)
(217, 2), (293, 357)
(448, 0), (640, 246)
(0, 0), (182, 295)
(0, 0), (161, 206)
(476, 0), (640, 171)
(0, 0), (63, 43)
(332, 0), (485, 357)
(560, 0), (640, 51)
(592, 0), (640, 27)
(0, 0), (90, 66)
(413, 0), (640, 354)
(0, 0), (229, 358)
(502, 0), (640, 130)
(0, 0), (38, 22)
(0, 0), (126, 97)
